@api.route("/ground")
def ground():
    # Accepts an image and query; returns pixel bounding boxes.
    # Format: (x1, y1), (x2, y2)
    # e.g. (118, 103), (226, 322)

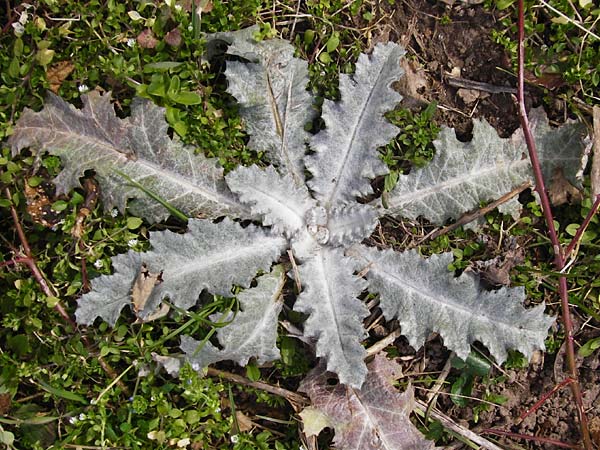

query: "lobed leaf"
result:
(349, 245), (554, 363)
(180, 265), (285, 368)
(9, 92), (245, 222)
(75, 252), (142, 326)
(214, 27), (317, 185)
(327, 204), (379, 246)
(226, 165), (314, 237)
(383, 108), (586, 224)
(305, 42), (403, 207)
(294, 248), (369, 388)
(299, 354), (436, 450)
(76, 218), (287, 325)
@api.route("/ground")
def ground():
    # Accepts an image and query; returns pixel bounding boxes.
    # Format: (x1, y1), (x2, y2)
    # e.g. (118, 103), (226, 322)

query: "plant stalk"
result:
(516, 1), (591, 448)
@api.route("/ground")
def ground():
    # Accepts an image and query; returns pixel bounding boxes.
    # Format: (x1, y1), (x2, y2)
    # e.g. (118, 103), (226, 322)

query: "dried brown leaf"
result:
(137, 29), (159, 49)
(131, 264), (168, 322)
(548, 168), (583, 206)
(165, 28), (182, 47)
(46, 61), (75, 93)
(299, 354), (436, 450)
(235, 411), (254, 433)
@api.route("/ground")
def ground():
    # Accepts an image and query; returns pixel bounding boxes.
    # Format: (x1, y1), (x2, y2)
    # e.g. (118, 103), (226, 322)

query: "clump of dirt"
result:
(381, 0), (537, 139)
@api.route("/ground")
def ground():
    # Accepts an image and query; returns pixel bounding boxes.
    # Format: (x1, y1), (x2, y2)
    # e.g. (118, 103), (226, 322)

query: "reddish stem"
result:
(516, 1), (591, 448)
(482, 429), (582, 449)
(0, 257), (30, 268)
(564, 194), (600, 259)
(519, 377), (573, 421)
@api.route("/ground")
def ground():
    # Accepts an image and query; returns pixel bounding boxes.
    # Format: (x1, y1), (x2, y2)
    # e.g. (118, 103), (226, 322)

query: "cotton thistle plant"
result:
(9, 27), (586, 390)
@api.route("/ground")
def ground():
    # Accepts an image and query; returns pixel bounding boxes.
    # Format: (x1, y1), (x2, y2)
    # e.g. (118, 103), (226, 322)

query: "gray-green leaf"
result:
(305, 43), (403, 207)
(383, 108), (586, 224)
(181, 265), (285, 368)
(76, 219), (286, 325)
(217, 27), (316, 185)
(226, 165), (314, 237)
(9, 92), (245, 222)
(349, 245), (554, 363)
(294, 248), (369, 388)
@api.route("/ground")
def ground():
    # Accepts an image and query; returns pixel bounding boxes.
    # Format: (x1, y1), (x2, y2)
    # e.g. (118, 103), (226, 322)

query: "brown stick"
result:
(446, 76), (518, 95)
(516, 1), (591, 448)
(414, 400), (504, 450)
(424, 181), (531, 242)
(482, 429), (582, 449)
(206, 367), (308, 408)
(518, 377), (574, 422)
(564, 194), (600, 259)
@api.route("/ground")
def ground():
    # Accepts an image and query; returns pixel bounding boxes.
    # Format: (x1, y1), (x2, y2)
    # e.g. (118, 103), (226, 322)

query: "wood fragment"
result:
(446, 76), (517, 95)
(414, 400), (505, 450)
(424, 181), (531, 243)
(365, 329), (401, 358)
(207, 367), (309, 409)
(425, 352), (454, 410)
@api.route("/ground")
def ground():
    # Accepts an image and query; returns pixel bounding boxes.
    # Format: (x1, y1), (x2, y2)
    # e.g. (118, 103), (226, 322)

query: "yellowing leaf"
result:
(299, 407), (332, 437)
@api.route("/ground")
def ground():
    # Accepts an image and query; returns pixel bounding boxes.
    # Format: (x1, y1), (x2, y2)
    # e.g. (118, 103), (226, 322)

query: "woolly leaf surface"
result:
(221, 28), (316, 185)
(294, 248), (369, 388)
(327, 204), (379, 246)
(349, 245), (554, 363)
(305, 43), (403, 207)
(384, 108), (586, 224)
(75, 252), (142, 326)
(9, 92), (244, 222)
(180, 265), (285, 368)
(226, 165), (314, 237)
(75, 219), (286, 324)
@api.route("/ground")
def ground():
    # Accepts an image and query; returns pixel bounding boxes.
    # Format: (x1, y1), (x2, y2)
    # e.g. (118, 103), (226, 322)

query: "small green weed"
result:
(380, 102), (440, 192)
(488, 0), (600, 105)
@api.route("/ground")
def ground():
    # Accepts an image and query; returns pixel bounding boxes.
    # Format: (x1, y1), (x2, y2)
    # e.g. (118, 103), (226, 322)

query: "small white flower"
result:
(19, 11), (29, 25)
(128, 238), (138, 248)
(230, 435), (239, 444)
(111, 208), (119, 217)
(191, 362), (200, 371)
(127, 38), (136, 48)
(174, 4), (182, 11)
(215, 407), (221, 413)
(12, 22), (25, 37)
(69, 416), (78, 424)
(176, 438), (190, 447)
(78, 413), (86, 420)
(187, 25), (193, 32)
(93, 259), (104, 269)
(78, 84), (89, 93)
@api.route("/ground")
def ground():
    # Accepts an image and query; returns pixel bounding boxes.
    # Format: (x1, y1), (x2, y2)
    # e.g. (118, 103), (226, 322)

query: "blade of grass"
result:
(114, 170), (189, 222)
